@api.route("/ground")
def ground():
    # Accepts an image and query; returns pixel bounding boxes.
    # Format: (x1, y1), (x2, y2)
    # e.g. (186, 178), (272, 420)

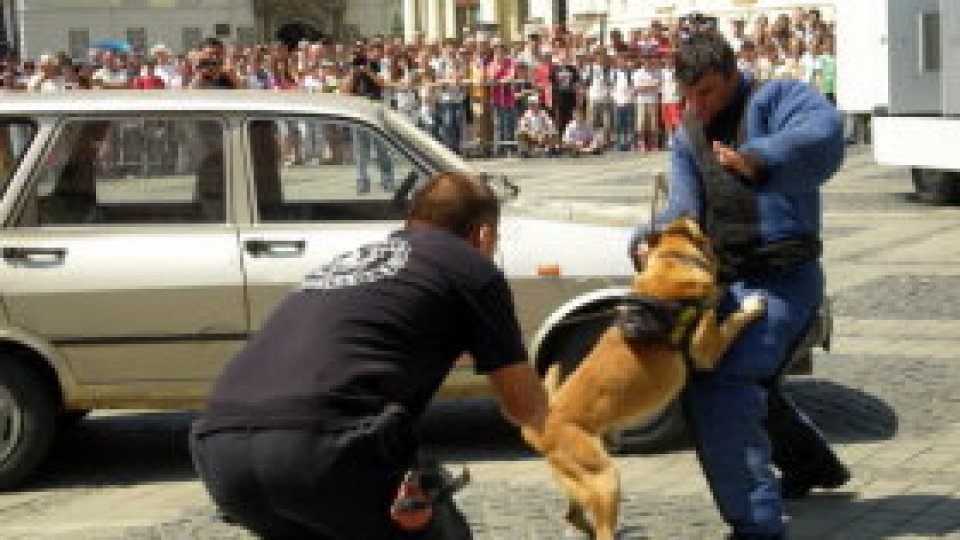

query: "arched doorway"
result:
(275, 21), (326, 48)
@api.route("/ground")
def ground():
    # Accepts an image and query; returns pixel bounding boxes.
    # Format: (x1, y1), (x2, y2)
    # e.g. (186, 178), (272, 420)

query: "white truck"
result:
(836, 0), (960, 203)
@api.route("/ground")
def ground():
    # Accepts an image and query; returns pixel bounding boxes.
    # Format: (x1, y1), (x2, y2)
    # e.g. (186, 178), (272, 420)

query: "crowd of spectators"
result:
(0, 7), (837, 157)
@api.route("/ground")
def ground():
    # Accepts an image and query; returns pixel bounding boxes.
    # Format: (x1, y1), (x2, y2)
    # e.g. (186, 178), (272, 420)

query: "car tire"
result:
(541, 314), (687, 456)
(0, 360), (57, 491)
(57, 409), (91, 429)
(911, 168), (960, 204)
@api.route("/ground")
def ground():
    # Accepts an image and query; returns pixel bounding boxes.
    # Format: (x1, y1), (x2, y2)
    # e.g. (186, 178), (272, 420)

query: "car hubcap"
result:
(0, 385), (23, 463)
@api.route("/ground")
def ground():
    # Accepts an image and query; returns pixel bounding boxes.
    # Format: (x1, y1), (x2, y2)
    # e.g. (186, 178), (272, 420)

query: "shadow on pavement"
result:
(28, 410), (200, 490)
(783, 378), (898, 444)
(789, 493), (960, 538)
(23, 379), (897, 488)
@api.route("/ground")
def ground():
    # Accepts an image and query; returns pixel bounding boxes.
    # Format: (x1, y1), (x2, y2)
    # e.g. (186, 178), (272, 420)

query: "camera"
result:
(197, 58), (221, 70)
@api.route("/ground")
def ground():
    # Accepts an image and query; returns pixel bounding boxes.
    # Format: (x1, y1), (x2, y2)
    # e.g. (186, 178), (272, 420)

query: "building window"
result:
(236, 27), (256, 47)
(214, 23), (231, 38)
(68, 28), (90, 61)
(126, 27), (147, 54)
(182, 27), (202, 51)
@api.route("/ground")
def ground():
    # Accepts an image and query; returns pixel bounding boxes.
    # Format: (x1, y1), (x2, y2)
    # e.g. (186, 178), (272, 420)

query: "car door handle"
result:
(2, 246), (68, 263)
(244, 239), (306, 257)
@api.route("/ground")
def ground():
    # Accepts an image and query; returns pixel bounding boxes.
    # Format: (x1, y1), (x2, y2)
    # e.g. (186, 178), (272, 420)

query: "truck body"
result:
(836, 0), (960, 202)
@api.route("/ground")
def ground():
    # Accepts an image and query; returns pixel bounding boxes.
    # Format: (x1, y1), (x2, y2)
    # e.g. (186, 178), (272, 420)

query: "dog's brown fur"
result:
(521, 218), (766, 540)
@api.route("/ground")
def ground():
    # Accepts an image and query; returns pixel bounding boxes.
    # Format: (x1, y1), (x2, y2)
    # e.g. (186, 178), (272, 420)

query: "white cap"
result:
(38, 53), (55, 65)
(149, 43), (170, 55)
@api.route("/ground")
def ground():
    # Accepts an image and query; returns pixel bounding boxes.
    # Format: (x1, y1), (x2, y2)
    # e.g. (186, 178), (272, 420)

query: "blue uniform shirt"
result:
(633, 75), (844, 248)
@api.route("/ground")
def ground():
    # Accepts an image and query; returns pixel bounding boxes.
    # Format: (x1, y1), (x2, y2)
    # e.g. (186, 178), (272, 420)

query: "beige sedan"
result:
(0, 91), (641, 489)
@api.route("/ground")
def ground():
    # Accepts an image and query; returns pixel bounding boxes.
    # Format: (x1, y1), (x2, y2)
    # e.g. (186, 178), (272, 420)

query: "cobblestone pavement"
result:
(3, 147), (960, 539)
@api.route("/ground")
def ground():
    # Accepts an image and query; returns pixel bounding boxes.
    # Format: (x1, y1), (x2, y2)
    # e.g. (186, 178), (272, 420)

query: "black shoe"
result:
(782, 460), (850, 500)
(727, 534), (785, 540)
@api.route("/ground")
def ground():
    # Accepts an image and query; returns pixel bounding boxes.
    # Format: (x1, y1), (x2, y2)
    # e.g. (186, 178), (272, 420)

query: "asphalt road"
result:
(2, 146), (959, 539)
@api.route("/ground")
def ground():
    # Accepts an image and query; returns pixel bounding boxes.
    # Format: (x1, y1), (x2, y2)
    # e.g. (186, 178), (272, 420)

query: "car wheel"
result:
(911, 168), (960, 204)
(0, 361), (57, 491)
(541, 314), (686, 456)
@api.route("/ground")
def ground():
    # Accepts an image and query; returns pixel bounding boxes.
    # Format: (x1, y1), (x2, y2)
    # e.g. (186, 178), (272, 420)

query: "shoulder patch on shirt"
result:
(301, 238), (412, 290)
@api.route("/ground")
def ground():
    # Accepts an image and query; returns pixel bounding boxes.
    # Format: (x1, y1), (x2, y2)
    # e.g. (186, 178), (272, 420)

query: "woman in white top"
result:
(633, 55), (662, 152)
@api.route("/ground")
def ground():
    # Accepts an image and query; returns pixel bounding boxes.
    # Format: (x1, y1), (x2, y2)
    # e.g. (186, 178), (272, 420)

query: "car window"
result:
(248, 117), (422, 222)
(0, 119), (38, 197)
(16, 117), (226, 227)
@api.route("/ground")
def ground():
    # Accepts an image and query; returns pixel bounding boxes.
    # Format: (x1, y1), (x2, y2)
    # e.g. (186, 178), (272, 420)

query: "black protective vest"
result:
(682, 82), (820, 283)
(682, 82), (760, 283)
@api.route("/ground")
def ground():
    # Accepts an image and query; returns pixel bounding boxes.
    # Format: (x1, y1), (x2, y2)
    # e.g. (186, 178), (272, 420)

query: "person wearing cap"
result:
(26, 53), (66, 93)
(629, 31), (849, 540)
(190, 172), (548, 539)
(516, 99), (558, 157)
(149, 43), (178, 87)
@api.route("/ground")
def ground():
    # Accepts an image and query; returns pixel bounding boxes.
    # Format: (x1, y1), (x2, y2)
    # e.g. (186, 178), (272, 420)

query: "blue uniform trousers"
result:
(683, 260), (834, 537)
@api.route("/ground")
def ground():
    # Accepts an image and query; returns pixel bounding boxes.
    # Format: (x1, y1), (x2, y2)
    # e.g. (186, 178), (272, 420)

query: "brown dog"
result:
(522, 218), (766, 540)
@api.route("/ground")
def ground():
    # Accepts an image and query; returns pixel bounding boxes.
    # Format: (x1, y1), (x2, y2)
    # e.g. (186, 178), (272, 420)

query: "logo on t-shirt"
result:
(301, 238), (411, 290)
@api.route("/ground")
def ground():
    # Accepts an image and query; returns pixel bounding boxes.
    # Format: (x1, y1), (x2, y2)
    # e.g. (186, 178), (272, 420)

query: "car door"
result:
(239, 115), (425, 327)
(0, 115), (247, 400)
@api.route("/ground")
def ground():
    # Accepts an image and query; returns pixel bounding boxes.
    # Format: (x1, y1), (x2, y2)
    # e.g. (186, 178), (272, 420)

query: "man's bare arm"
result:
(487, 362), (548, 434)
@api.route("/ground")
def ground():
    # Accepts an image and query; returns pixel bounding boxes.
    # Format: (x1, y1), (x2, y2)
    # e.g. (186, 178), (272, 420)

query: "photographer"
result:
(189, 37), (238, 89)
(342, 53), (394, 193)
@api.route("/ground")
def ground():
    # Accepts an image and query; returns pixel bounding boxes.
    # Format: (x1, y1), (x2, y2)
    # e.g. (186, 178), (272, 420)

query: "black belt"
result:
(720, 236), (821, 282)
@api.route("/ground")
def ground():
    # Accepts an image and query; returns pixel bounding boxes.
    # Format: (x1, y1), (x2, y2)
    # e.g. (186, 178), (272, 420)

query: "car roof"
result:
(0, 90), (386, 124)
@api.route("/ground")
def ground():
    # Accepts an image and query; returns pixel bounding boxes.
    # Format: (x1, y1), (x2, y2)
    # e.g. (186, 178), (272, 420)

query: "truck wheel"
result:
(541, 315), (686, 455)
(0, 360), (57, 491)
(911, 168), (960, 204)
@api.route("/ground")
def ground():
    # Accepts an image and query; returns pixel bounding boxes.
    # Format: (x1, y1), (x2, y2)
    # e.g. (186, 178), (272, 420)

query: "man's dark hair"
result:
(406, 173), (501, 238)
(674, 31), (737, 85)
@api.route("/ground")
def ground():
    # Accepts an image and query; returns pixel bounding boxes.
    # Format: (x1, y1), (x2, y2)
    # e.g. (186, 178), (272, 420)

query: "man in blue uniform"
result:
(630, 32), (849, 539)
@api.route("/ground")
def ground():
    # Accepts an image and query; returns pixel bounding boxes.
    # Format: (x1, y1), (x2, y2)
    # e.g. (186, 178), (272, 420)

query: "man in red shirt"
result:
(131, 60), (165, 90)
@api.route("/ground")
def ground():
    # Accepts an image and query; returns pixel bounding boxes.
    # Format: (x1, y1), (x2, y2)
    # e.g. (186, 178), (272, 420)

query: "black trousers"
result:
(189, 425), (471, 540)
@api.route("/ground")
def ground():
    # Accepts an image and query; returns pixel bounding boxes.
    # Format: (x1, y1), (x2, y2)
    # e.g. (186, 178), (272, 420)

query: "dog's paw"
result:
(741, 293), (767, 317)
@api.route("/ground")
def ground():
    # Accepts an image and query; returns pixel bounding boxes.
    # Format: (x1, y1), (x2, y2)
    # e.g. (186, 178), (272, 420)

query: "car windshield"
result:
(0, 119), (38, 198)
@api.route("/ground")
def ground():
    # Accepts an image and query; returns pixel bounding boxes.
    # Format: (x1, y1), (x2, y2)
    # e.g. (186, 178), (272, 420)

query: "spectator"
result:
(92, 52), (131, 89)
(189, 37), (238, 89)
(584, 49), (612, 142)
(436, 60), (466, 154)
(516, 100), (558, 157)
(550, 48), (580, 136)
(814, 38), (837, 105)
(150, 43), (178, 86)
(660, 52), (682, 148)
(488, 44), (518, 153)
(610, 55), (636, 151)
(634, 53), (662, 151)
(562, 108), (603, 155)
(131, 60), (166, 90)
(26, 53), (66, 92)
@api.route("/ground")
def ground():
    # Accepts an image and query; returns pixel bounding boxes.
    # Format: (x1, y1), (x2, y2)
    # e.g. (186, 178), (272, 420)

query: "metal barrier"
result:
(383, 79), (536, 158)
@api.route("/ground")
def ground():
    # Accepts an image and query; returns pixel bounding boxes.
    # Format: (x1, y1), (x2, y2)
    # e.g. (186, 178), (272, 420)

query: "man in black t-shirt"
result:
(550, 48), (582, 136)
(190, 173), (548, 539)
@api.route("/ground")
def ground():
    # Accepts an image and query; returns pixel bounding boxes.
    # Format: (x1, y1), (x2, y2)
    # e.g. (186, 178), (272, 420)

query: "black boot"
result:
(781, 457), (850, 500)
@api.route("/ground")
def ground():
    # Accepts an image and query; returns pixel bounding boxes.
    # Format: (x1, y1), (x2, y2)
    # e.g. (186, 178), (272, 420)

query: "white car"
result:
(0, 90), (653, 489)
